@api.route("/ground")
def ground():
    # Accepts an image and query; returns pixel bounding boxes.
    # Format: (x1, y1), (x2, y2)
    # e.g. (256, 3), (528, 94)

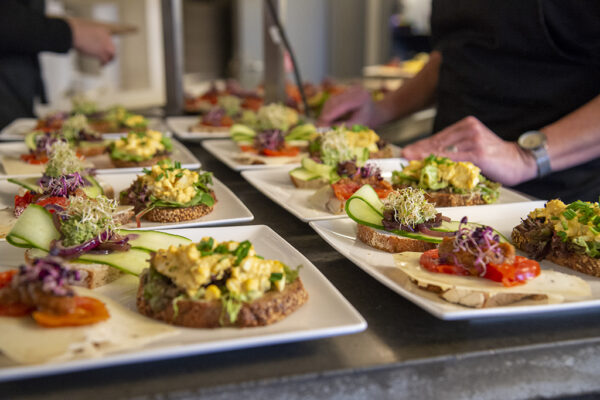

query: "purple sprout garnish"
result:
(448, 216), (503, 276)
(38, 172), (87, 197)
(255, 129), (285, 151)
(13, 257), (80, 297)
(203, 107), (227, 126)
(35, 133), (66, 154)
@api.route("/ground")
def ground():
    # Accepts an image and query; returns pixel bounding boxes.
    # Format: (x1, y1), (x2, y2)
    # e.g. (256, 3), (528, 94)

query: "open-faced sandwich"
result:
(120, 160), (216, 225)
(25, 114), (107, 161)
(9, 141), (107, 217)
(190, 95), (244, 132)
(392, 155), (500, 206)
(0, 257), (176, 365)
(109, 130), (173, 168)
(37, 99), (148, 134)
(230, 103), (316, 165)
(308, 162), (393, 214)
(345, 185), (504, 253)
(289, 125), (393, 189)
(512, 199), (600, 277)
(6, 194), (190, 288)
(137, 237), (308, 328)
(393, 219), (590, 308)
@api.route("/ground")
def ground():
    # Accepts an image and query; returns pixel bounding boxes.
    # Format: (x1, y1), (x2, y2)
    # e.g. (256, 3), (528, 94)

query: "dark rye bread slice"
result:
(393, 184), (486, 207)
(512, 228), (600, 278)
(136, 274), (309, 328)
(356, 224), (436, 253)
(111, 154), (169, 168)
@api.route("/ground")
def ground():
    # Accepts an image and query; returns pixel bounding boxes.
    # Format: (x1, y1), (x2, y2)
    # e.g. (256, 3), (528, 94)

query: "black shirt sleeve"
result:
(0, 0), (72, 55)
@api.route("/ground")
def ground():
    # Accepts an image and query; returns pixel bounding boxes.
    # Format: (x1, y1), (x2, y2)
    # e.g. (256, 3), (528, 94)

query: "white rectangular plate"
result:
(203, 139), (402, 172)
(202, 139), (304, 171)
(242, 160), (532, 222)
(167, 116), (230, 140)
(0, 172), (253, 235)
(0, 139), (200, 178)
(0, 225), (366, 381)
(309, 201), (600, 320)
(0, 118), (165, 141)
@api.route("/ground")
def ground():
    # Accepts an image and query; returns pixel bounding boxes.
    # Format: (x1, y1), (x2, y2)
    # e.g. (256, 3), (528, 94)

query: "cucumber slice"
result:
(24, 131), (40, 151)
(289, 167), (321, 181)
(77, 248), (151, 275)
(301, 157), (334, 176)
(231, 124), (256, 142)
(345, 185), (385, 228)
(83, 175), (104, 198)
(25, 245), (150, 276)
(119, 229), (191, 252)
(6, 205), (60, 250)
(286, 123), (316, 141)
(7, 177), (41, 193)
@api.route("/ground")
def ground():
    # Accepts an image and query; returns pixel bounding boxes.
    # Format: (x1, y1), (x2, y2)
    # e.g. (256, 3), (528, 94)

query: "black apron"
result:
(431, 0), (600, 202)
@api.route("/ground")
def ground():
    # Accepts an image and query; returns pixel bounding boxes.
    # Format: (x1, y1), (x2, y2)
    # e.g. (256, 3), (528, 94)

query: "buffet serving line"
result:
(2, 111), (600, 399)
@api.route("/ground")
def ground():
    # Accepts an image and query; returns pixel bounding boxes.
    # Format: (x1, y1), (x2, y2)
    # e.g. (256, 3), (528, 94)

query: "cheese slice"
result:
(393, 252), (591, 308)
(0, 287), (177, 365)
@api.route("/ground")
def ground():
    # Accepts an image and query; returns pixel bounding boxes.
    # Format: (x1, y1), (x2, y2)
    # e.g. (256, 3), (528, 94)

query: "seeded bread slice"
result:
(143, 203), (215, 223)
(136, 272), (309, 328)
(356, 224), (436, 253)
(24, 249), (123, 289)
(511, 228), (600, 278)
(111, 154), (169, 168)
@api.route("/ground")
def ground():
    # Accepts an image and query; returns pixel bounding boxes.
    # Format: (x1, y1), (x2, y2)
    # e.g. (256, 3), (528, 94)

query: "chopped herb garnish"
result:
(269, 272), (283, 282)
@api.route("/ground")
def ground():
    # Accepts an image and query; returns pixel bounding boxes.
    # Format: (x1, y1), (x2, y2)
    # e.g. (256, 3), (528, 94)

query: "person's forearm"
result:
(370, 51), (441, 127)
(540, 94), (600, 173)
(0, 0), (72, 54)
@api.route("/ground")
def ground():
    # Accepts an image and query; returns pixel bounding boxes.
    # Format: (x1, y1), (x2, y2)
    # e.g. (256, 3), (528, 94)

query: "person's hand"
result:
(318, 86), (374, 127)
(402, 116), (538, 185)
(66, 18), (115, 64)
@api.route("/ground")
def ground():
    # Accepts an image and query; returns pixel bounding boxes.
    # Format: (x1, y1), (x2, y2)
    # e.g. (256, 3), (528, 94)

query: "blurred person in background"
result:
(0, 0), (116, 129)
(319, 1), (600, 203)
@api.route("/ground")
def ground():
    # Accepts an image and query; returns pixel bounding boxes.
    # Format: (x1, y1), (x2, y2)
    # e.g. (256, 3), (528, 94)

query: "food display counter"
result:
(4, 141), (600, 400)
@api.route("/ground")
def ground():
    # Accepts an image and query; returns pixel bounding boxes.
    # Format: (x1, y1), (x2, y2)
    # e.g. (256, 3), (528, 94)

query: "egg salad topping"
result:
(111, 130), (171, 161)
(529, 199), (600, 254)
(151, 238), (298, 301)
(124, 114), (147, 128)
(141, 161), (205, 204)
(392, 155), (500, 203)
(316, 126), (373, 167)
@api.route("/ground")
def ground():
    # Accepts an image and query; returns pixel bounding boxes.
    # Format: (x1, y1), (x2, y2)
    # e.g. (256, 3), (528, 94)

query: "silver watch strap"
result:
(531, 145), (551, 178)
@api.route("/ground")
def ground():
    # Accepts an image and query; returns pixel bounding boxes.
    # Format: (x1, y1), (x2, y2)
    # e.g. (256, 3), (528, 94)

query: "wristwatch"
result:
(517, 131), (551, 178)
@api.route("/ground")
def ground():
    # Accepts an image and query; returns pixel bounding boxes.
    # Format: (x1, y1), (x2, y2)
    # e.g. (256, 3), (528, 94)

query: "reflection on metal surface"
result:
(162, 0), (185, 114)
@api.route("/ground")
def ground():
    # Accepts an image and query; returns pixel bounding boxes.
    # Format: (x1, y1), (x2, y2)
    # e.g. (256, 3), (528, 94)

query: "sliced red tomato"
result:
(262, 146), (300, 157)
(200, 92), (219, 104)
(14, 191), (36, 210)
(32, 296), (110, 327)
(20, 153), (48, 165)
(239, 145), (258, 154)
(0, 270), (17, 289)
(0, 270), (33, 317)
(35, 196), (69, 210)
(419, 249), (469, 276)
(242, 97), (263, 111)
(484, 256), (541, 287)
(332, 181), (361, 200)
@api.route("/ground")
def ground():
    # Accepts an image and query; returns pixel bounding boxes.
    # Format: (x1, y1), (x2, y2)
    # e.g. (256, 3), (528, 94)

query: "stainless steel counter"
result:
(4, 142), (600, 400)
